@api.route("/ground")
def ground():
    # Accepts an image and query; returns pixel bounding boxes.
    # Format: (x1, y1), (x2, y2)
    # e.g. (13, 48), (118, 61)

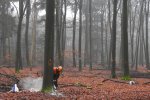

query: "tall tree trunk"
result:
(96, 15), (100, 63)
(89, 0), (92, 70)
(1, 1), (6, 63)
(61, 0), (67, 67)
(134, 27), (140, 70)
(72, 0), (78, 67)
(59, 0), (64, 66)
(139, 15), (145, 66)
(79, 0), (83, 71)
(56, 0), (63, 66)
(42, 0), (55, 92)
(84, 0), (89, 66)
(55, 0), (60, 66)
(104, 13), (108, 67)
(129, 1), (132, 68)
(8, 37), (11, 65)
(121, 0), (129, 76)
(31, 0), (37, 67)
(25, 0), (31, 66)
(134, 1), (144, 70)
(130, 3), (137, 68)
(108, 0), (112, 69)
(145, 0), (150, 69)
(111, 0), (118, 78)
(100, 10), (104, 66)
(15, 0), (24, 72)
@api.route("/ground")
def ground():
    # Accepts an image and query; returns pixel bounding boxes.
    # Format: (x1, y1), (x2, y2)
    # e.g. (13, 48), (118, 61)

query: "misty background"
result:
(0, 0), (150, 71)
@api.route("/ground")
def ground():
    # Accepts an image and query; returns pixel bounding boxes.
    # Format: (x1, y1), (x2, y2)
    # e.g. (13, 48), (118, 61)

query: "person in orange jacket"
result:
(53, 66), (63, 88)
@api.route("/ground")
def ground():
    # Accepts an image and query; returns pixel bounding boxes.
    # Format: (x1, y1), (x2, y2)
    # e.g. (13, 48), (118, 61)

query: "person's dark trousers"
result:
(53, 74), (60, 88)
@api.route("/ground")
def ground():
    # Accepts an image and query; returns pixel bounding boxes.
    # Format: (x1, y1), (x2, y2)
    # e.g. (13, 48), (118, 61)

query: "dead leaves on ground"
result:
(0, 67), (150, 100)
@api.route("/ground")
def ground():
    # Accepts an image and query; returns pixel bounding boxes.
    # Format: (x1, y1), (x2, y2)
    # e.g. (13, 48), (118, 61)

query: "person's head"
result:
(58, 66), (63, 74)
(53, 66), (63, 74)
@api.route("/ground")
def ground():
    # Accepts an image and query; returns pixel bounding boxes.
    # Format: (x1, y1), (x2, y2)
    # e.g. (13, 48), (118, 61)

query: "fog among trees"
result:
(0, 0), (150, 99)
(0, 0), (150, 79)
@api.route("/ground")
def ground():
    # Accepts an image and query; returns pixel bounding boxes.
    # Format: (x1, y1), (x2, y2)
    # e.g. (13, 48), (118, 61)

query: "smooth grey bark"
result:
(121, 0), (129, 76)
(134, 1), (144, 70)
(25, 0), (31, 66)
(1, 1), (6, 63)
(84, 0), (89, 66)
(42, 0), (55, 92)
(111, 0), (118, 78)
(100, 9), (104, 66)
(79, 0), (83, 71)
(89, 0), (92, 70)
(15, 0), (24, 72)
(55, 0), (61, 66)
(129, 2), (137, 68)
(61, 0), (67, 67)
(108, 0), (112, 69)
(31, 0), (37, 66)
(145, 0), (150, 70)
(72, 0), (78, 67)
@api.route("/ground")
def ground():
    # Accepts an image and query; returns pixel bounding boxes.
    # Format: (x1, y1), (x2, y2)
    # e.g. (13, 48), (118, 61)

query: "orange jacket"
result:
(53, 66), (63, 74)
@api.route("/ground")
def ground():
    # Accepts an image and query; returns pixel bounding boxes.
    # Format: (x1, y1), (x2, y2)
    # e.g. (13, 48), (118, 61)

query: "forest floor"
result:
(0, 66), (150, 100)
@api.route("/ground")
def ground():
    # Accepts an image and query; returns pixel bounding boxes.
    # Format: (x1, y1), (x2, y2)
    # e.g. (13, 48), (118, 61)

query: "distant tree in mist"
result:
(79, 0), (83, 71)
(89, 0), (92, 70)
(72, 0), (78, 67)
(25, 0), (31, 67)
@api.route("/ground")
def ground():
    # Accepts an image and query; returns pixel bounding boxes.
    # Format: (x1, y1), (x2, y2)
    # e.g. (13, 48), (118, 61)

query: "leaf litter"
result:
(0, 66), (149, 100)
